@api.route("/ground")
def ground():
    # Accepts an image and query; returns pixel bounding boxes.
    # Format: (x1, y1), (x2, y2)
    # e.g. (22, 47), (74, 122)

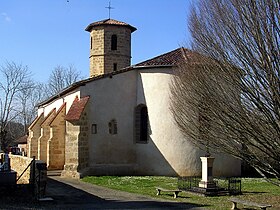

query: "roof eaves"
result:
(36, 81), (85, 107)
(37, 48), (194, 107)
(85, 19), (137, 32)
(65, 96), (90, 122)
(49, 102), (66, 126)
(40, 108), (56, 126)
(29, 113), (44, 130)
(132, 65), (174, 69)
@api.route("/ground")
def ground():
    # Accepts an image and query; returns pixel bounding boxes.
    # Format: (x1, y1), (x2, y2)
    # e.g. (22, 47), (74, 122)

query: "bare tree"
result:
(46, 64), (82, 96)
(0, 62), (33, 152)
(171, 0), (280, 185)
(17, 82), (46, 133)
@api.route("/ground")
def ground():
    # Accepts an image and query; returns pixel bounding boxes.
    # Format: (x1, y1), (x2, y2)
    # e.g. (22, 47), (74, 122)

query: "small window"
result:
(111, 34), (117, 50)
(91, 124), (97, 134)
(109, 119), (117, 135)
(135, 104), (148, 143)
(113, 63), (117, 71)
(90, 37), (93, 49)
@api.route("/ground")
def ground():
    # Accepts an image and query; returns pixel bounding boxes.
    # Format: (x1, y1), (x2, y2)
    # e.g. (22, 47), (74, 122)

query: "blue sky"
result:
(0, 0), (192, 82)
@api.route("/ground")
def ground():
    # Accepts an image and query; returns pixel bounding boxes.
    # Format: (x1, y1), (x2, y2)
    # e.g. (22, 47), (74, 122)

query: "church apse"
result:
(134, 69), (203, 176)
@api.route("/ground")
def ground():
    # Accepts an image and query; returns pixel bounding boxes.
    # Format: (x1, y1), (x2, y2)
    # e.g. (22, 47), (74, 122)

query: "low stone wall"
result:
(9, 154), (34, 184)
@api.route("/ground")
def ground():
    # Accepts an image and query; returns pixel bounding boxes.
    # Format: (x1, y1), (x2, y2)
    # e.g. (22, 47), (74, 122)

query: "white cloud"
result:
(1, 12), (11, 22)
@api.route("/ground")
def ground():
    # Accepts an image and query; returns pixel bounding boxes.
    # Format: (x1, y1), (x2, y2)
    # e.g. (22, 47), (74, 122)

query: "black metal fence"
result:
(178, 176), (200, 190)
(178, 176), (242, 195)
(227, 177), (242, 195)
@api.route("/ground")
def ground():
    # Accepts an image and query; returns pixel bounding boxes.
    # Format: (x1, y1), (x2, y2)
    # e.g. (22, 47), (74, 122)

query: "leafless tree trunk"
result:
(46, 64), (82, 97)
(171, 0), (280, 185)
(0, 62), (33, 152)
(17, 82), (46, 133)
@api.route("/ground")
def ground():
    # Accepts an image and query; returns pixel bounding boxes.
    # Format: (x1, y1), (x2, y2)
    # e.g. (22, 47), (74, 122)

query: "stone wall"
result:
(48, 104), (66, 170)
(90, 28), (105, 76)
(9, 154), (34, 184)
(61, 105), (89, 179)
(28, 114), (44, 158)
(38, 109), (56, 164)
(8, 154), (47, 191)
(103, 27), (132, 74)
(89, 26), (132, 77)
(61, 121), (80, 178)
(78, 110), (89, 171)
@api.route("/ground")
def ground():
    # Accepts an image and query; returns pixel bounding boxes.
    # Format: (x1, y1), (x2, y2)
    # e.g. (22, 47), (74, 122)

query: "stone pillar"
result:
(62, 96), (90, 178)
(28, 130), (39, 158)
(199, 156), (216, 188)
(61, 121), (81, 178)
(37, 109), (56, 164)
(48, 104), (66, 170)
(28, 114), (44, 158)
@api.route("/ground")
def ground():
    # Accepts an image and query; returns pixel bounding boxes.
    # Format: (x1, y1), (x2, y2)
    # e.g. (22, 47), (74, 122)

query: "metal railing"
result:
(16, 156), (35, 183)
(15, 156), (47, 200)
(178, 176), (242, 195)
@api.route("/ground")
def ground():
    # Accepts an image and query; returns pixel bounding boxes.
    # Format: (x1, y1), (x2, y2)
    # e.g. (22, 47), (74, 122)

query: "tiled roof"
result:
(16, 135), (28, 144)
(135, 47), (203, 67)
(37, 48), (203, 107)
(65, 96), (90, 122)
(85, 18), (137, 32)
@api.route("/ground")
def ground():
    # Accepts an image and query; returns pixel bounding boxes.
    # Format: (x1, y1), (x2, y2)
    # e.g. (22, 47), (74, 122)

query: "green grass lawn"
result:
(82, 176), (280, 210)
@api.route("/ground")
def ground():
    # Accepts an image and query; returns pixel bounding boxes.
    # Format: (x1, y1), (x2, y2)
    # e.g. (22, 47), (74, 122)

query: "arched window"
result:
(111, 34), (117, 50)
(135, 104), (148, 143)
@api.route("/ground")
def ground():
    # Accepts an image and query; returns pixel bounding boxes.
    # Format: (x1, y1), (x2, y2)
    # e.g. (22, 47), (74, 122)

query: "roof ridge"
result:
(85, 18), (136, 32)
(135, 47), (190, 67)
(37, 48), (205, 107)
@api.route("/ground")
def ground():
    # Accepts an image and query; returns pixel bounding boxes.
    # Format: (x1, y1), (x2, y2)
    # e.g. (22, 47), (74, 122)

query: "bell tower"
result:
(85, 19), (137, 77)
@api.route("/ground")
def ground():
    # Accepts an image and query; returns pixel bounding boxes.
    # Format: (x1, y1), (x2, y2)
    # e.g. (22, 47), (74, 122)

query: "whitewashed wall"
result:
(135, 67), (241, 177)
(38, 90), (80, 117)
(81, 70), (138, 175)
(35, 67), (241, 177)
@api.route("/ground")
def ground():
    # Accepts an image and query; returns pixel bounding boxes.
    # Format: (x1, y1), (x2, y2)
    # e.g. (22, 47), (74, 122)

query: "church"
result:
(27, 18), (241, 178)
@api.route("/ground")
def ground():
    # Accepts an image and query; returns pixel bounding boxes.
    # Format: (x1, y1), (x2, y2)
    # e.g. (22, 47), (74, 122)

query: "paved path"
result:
(43, 175), (206, 210)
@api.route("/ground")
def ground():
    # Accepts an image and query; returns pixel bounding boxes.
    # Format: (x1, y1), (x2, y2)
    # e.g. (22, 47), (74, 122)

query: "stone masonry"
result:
(48, 103), (66, 170)
(89, 25), (133, 77)
(28, 113), (44, 159)
(62, 96), (90, 178)
(9, 154), (33, 184)
(38, 108), (56, 165)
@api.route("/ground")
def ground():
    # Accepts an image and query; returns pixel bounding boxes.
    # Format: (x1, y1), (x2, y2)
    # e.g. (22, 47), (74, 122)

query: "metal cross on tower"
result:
(105, 1), (114, 19)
